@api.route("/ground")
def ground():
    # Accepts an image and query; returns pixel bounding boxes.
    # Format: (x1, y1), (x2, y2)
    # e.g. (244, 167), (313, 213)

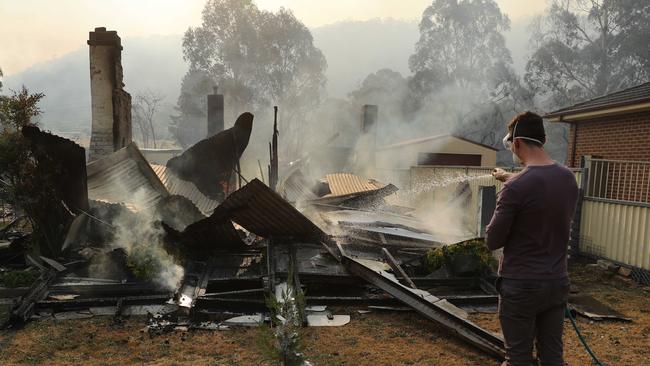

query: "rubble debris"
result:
(221, 314), (263, 327)
(618, 266), (633, 277)
(382, 248), (417, 289)
(367, 305), (411, 312)
(22, 125), (89, 213)
(47, 294), (79, 301)
(18, 126), (89, 256)
(153, 195), (205, 232)
(1, 127), (507, 363)
(305, 305), (327, 312)
(174, 261), (210, 311)
(53, 310), (94, 321)
(11, 269), (56, 324)
(146, 310), (182, 337)
(306, 314), (350, 327)
(337, 247), (505, 360)
(166, 112), (254, 199)
(39, 256), (67, 272)
(219, 179), (325, 240)
(597, 259), (619, 272)
(162, 212), (246, 252)
(172, 179), (326, 252)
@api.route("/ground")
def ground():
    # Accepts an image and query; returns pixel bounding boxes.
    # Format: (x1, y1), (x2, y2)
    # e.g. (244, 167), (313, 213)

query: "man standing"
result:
(486, 111), (579, 366)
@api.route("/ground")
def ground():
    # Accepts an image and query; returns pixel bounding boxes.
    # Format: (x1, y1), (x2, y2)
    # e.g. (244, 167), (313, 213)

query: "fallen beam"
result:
(340, 254), (505, 360)
(11, 270), (57, 323)
(36, 294), (172, 311)
(49, 282), (168, 298)
(382, 248), (417, 289)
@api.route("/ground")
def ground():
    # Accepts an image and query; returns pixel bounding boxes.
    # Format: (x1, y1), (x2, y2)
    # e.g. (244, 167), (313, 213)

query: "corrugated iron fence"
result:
(580, 158), (650, 277)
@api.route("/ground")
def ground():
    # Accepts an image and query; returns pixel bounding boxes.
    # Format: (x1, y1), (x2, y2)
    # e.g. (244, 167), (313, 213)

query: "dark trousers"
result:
(497, 277), (570, 366)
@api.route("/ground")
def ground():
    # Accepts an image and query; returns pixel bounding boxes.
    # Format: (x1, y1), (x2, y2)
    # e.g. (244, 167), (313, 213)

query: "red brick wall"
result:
(566, 111), (650, 203)
(566, 111), (650, 167)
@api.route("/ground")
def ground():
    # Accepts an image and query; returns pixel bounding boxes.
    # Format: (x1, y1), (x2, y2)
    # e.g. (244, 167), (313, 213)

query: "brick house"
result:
(545, 82), (650, 203)
(545, 82), (650, 167)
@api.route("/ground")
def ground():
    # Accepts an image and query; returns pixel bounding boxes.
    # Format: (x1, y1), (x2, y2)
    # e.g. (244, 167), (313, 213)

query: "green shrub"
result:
(425, 238), (495, 273)
(0, 269), (38, 288)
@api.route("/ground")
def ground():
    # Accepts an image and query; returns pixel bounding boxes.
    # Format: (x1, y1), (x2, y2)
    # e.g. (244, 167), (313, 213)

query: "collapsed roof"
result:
(166, 112), (254, 200)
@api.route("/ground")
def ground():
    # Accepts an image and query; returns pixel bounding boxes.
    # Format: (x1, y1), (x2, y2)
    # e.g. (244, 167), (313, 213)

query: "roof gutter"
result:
(546, 101), (650, 123)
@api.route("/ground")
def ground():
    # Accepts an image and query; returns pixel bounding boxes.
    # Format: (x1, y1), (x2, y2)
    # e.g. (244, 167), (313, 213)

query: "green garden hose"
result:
(565, 306), (606, 366)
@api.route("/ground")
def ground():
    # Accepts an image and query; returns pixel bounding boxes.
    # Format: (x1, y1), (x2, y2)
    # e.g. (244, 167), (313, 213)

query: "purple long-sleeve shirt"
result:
(486, 163), (579, 280)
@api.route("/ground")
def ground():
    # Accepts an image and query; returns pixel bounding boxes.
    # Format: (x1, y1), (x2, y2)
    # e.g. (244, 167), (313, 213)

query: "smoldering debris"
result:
(166, 112), (254, 200)
(1, 145), (510, 360)
(3, 94), (512, 362)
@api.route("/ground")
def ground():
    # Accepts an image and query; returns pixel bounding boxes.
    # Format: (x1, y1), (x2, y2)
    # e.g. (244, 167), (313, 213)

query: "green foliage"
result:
(0, 269), (38, 288)
(258, 265), (308, 366)
(425, 238), (495, 273)
(0, 87), (68, 257)
(174, 0), (327, 155)
(409, 0), (512, 89)
(525, 0), (650, 107)
(126, 247), (158, 280)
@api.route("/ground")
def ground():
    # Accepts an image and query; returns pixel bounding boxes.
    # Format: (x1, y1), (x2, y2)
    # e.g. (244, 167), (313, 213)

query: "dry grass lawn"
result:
(1, 261), (648, 366)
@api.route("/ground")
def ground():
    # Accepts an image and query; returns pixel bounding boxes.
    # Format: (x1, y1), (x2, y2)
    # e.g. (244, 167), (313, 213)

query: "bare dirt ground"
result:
(1, 261), (648, 366)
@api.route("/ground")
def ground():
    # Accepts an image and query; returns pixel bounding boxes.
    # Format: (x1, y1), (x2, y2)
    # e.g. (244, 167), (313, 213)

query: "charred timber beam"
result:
(49, 283), (168, 297)
(340, 254), (505, 360)
(382, 248), (417, 289)
(12, 270), (57, 323)
(194, 297), (266, 312)
(200, 288), (265, 298)
(36, 294), (171, 311)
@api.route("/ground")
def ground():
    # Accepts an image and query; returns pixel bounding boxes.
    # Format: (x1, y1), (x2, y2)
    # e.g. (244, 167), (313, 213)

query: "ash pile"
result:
(0, 111), (507, 361)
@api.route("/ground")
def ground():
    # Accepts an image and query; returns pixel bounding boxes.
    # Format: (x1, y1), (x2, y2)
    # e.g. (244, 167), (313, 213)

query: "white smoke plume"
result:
(104, 187), (184, 291)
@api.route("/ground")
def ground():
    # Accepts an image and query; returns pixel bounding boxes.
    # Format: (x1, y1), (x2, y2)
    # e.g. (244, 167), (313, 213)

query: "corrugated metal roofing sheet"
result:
(86, 143), (169, 210)
(324, 173), (385, 197)
(220, 179), (325, 240)
(311, 183), (398, 206)
(377, 134), (499, 151)
(278, 169), (318, 203)
(151, 164), (220, 215)
(166, 213), (246, 250)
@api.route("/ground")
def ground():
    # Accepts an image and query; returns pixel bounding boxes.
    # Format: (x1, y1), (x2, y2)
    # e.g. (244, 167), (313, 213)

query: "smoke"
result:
(97, 186), (184, 291)
(401, 173), (494, 243)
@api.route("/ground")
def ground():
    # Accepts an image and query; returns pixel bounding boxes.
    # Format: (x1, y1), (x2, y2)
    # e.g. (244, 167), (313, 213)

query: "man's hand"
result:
(492, 168), (513, 182)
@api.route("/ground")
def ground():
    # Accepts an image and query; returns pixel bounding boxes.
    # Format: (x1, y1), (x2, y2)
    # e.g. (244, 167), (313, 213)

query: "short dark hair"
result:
(507, 111), (546, 147)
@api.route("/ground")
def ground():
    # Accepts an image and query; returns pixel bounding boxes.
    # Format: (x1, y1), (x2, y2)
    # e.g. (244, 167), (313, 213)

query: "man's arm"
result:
(492, 168), (517, 182)
(485, 184), (519, 250)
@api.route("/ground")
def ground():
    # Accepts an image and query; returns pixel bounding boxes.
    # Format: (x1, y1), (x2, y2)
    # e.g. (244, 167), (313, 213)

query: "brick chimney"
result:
(361, 104), (378, 133)
(207, 86), (224, 137)
(87, 27), (132, 162)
